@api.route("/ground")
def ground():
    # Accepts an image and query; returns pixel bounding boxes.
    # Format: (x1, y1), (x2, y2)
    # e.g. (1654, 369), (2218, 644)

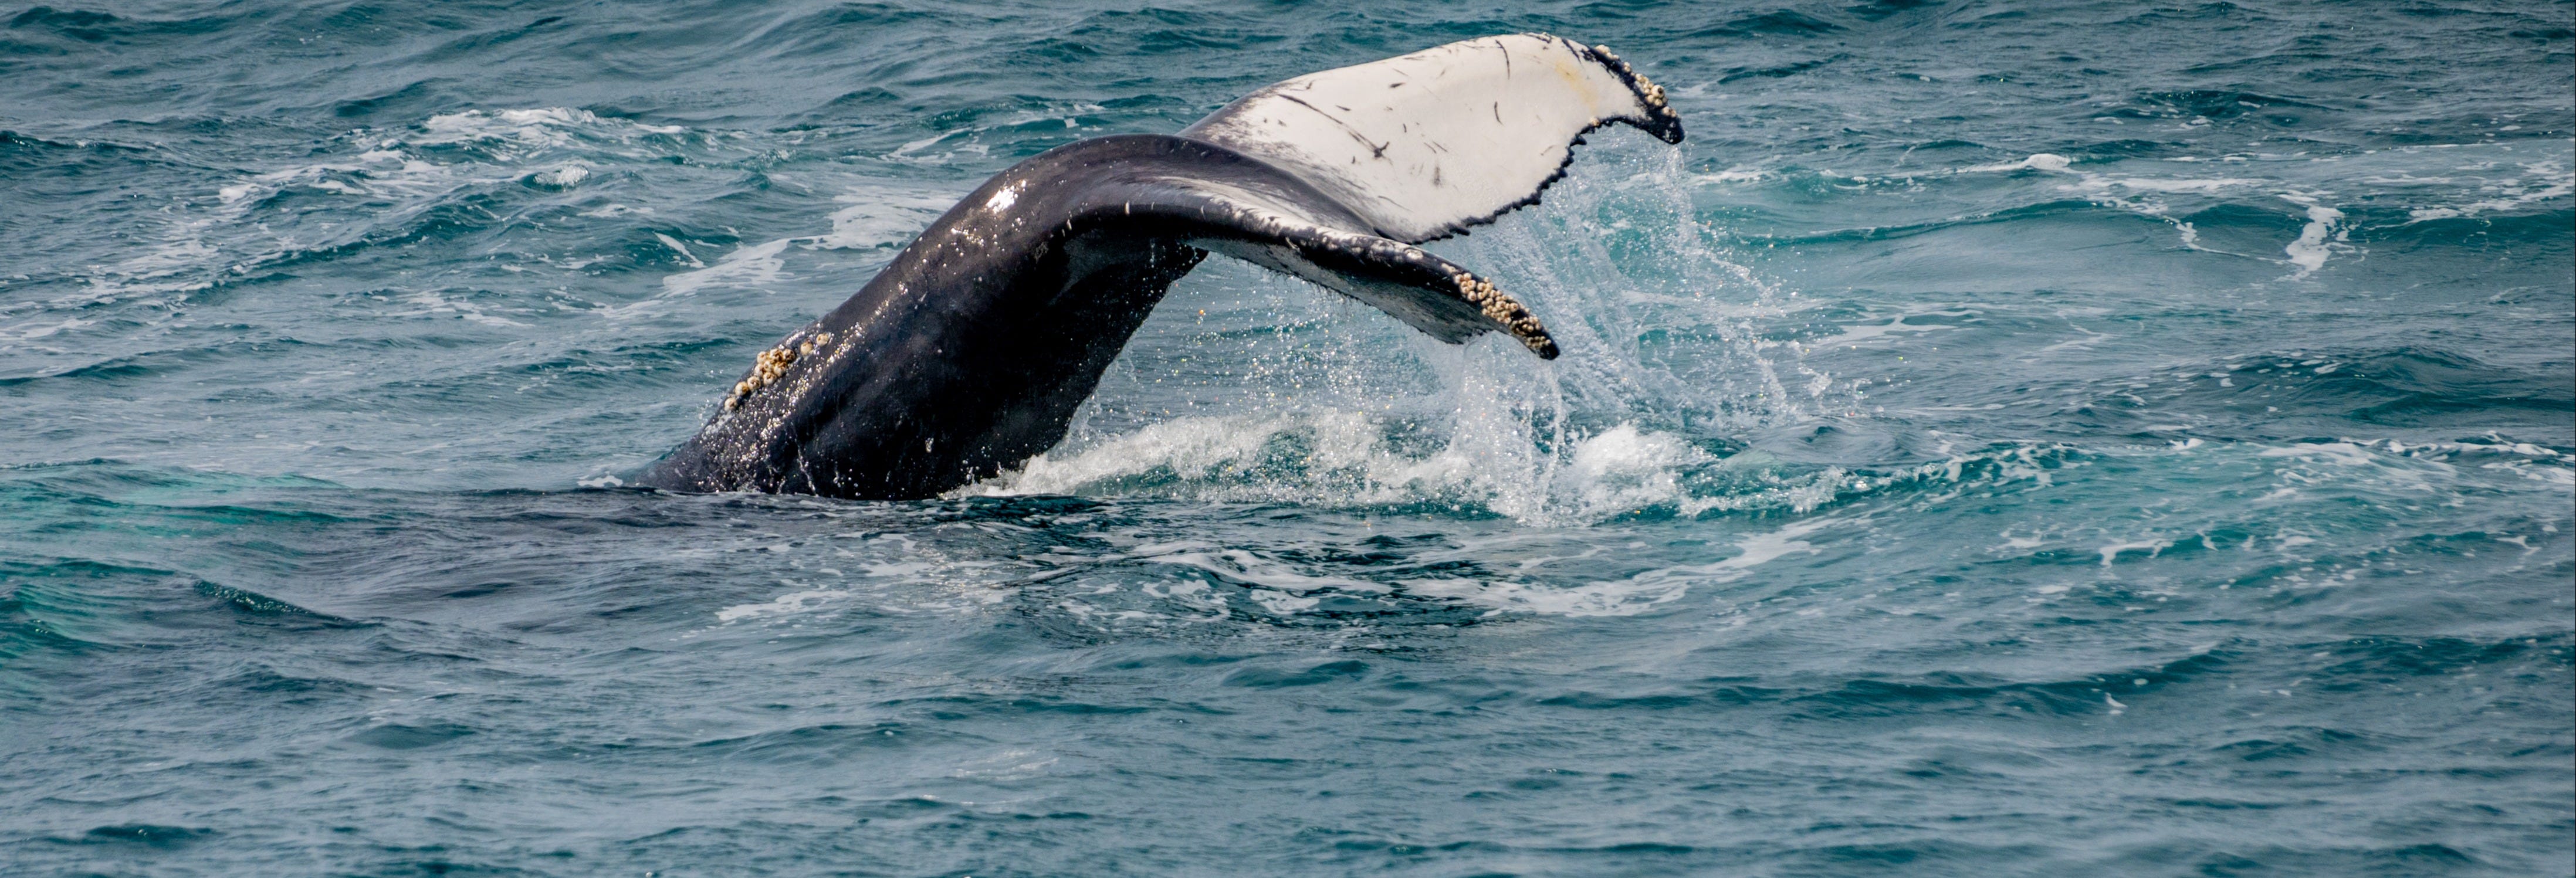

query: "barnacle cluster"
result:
(1592, 43), (1677, 127)
(722, 331), (835, 412)
(1451, 272), (1553, 354)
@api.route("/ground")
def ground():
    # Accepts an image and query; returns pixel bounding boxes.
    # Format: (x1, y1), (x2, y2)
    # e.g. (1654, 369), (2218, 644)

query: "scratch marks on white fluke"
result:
(1179, 32), (1687, 244)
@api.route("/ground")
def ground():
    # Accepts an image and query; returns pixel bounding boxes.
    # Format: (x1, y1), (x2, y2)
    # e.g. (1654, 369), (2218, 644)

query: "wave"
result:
(2049, 346), (2576, 445)
(1701, 140), (2570, 282)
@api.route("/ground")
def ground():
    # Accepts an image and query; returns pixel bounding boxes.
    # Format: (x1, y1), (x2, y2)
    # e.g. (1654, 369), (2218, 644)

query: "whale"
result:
(638, 33), (1683, 499)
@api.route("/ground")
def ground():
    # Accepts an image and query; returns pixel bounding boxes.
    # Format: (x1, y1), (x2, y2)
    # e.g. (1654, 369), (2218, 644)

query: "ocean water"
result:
(3, 0), (2571, 874)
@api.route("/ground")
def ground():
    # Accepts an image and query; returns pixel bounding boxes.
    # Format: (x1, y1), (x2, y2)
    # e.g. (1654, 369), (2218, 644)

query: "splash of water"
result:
(974, 141), (1846, 524)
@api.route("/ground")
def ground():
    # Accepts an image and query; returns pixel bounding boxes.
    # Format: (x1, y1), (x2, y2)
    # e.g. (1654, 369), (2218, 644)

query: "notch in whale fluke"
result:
(639, 35), (1687, 500)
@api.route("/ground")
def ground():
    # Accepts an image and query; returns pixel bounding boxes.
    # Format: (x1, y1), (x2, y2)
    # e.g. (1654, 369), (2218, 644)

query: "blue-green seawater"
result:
(3, 1), (2571, 874)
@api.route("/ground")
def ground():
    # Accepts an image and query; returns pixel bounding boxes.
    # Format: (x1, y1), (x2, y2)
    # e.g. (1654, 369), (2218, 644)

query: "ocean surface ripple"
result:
(3, 1), (2570, 874)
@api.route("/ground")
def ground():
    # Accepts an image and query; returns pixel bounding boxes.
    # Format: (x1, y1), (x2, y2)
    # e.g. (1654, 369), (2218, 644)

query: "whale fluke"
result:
(1183, 33), (1682, 245)
(639, 35), (1684, 499)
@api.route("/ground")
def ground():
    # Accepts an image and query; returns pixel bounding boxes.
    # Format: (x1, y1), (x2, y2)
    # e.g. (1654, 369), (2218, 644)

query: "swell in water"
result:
(2, 1), (2570, 874)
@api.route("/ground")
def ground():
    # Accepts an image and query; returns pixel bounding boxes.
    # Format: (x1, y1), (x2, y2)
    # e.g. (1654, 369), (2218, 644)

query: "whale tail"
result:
(1174, 33), (1681, 356)
(644, 35), (1685, 498)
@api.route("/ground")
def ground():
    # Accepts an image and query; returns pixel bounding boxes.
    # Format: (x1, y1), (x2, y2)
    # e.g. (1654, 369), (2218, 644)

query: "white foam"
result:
(884, 103), (1098, 164)
(653, 233), (702, 267)
(1565, 423), (1711, 513)
(2283, 204), (2345, 277)
(391, 290), (529, 327)
(2257, 441), (2375, 467)
(1716, 516), (1830, 570)
(1960, 153), (2073, 173)
(1695, 167), (1773, 184)
(1404, 574), (1691, 617)
(2486, 462), (2576, 487)
(1953, 153), (2313, 257)
(660, 238), (788, 297)
(714, 588), (851, 622)
(39, 106), (716, 327)
(1139, 548), (1387, 617)
(2402, 158), (2574, 222)
(2098, 539), (2169, 567)
(1811, 309), (1970, 346)
(618, 181), (962, 316)
(2087, 176), (2262, 194)
(1417, 517), (1829, 617)
(1960, 152), (2259, 195)
(414, 107), (684, 159)
(970, 411), (1811, 525)
(813, 185), (960, 250)
(530, 163), (589, 188)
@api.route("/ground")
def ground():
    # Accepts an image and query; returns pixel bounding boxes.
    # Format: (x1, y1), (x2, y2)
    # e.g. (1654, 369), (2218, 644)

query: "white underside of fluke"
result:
(1181, 33), (1678, 244)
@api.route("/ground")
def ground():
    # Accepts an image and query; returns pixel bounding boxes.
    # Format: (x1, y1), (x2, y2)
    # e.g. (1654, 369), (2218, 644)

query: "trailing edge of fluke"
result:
(639, 33), (1686, 499)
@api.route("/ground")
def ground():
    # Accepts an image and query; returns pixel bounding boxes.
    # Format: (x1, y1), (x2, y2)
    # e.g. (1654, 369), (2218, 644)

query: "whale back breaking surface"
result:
(640, 35), (1684, 499)
(1180, 33), (1681, 244)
